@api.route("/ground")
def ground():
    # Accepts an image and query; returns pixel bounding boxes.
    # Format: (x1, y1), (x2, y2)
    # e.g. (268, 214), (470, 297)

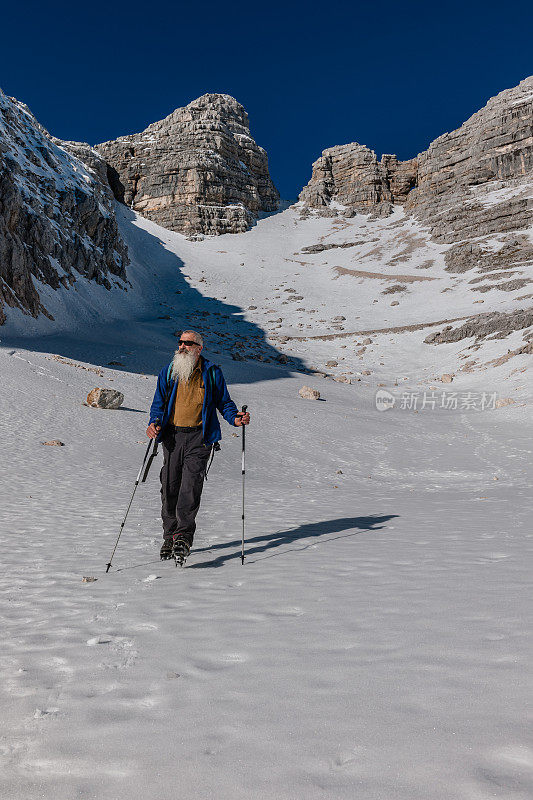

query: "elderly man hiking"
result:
(146, 330), (250, 565)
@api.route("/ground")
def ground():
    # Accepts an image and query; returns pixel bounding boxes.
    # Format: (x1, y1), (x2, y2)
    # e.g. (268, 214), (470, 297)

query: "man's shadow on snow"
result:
(190, 515), (398, 569)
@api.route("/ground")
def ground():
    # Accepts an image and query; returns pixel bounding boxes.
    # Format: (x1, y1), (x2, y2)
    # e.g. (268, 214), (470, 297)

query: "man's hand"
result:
(234, 411), (250, 427)
(146, 423), (161, 439)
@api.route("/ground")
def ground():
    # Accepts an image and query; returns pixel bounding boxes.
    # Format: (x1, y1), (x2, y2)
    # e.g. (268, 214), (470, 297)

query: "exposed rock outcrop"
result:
(380, 155), (418, 204)
(406, 77), (533, 251)
(299, 78), (533, 268)
(96, 94), (279, 236)
(424, 309), (533, 344)
(298, 143), (416, 214)
(0, 89), (128, 324)
(443, 233), (533, 275)
(301, 241), (366, 253)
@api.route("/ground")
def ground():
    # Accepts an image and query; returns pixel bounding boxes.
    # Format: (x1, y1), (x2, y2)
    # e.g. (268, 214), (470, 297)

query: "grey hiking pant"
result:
(160, 426), (211, 546)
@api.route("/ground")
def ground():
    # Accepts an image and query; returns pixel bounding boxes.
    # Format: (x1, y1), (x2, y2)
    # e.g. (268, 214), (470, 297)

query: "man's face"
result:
(172, 335), (202, 382)
(178, 334), (202, 362)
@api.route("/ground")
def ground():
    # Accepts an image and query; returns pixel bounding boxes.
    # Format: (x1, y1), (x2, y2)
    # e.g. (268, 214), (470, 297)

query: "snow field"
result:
(0, 202), (531, 799)
(0, 336), (531, 800)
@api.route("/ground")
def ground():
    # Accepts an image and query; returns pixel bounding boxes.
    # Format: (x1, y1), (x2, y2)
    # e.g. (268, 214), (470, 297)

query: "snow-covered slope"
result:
(142, 202), (531, 395)
(4, 202), (532, 400)
(0, 200), (532, 800)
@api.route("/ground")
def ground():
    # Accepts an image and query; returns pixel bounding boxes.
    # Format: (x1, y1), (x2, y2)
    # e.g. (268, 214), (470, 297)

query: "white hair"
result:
(181, 330), (203, 347)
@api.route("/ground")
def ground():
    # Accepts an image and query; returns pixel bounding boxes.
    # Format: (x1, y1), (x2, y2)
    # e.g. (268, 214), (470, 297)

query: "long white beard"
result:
(171, 350), (198, 383)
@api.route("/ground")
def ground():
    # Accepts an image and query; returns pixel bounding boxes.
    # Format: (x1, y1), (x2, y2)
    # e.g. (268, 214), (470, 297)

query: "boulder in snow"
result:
(299, 386), (321, 400)
(495, 397), (516, 408)
(86, 388), (124, 409)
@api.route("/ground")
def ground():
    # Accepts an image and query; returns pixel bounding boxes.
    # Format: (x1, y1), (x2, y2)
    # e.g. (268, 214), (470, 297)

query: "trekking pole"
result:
(105, 426), (159, 573)
(240, 405), (247, 565)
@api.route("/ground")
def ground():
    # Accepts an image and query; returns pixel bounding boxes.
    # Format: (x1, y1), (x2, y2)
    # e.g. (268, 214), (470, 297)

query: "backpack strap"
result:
(206, 364), (215, 393)
(203, 363), (221, 480)
(163, 362), (176, 411)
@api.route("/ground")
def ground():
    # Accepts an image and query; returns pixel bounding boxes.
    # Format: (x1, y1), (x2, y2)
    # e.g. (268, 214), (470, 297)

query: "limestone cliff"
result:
(0, 89), (128, 325)
(96, 94), (280, 236)
(299, 143), (417, 215)
(406, 77), (533, 273)
(299, 77), (532, 267)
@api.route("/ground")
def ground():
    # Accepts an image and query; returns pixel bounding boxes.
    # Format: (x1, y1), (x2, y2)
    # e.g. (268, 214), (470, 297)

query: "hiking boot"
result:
(160, 539), (173, 560)
(172, 537), (191, 566)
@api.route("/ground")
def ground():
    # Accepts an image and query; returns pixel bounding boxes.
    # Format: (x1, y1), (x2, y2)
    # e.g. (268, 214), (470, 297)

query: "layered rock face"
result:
(298, 77), (533, 352)
(299, 144), (417, 214)
(299, 144), (391, 210)
(406, 77), (533, 273)
(96, 94), (280, 236)
(380, 155), (418, 204)
(0, 89), (128, 324)
(407, 77), (532, 240)
(299, 78), (532, 257)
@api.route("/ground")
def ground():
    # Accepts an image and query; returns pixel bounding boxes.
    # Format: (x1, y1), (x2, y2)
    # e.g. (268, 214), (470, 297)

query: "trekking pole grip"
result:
(241, 404), (247, 448)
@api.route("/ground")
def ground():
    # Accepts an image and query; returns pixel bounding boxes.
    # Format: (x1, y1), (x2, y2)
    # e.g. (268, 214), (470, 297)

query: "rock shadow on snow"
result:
(0, 205), (306, 382)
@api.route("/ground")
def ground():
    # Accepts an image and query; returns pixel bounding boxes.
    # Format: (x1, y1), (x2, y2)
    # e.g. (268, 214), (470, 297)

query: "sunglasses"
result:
(178, 340), (200, 347)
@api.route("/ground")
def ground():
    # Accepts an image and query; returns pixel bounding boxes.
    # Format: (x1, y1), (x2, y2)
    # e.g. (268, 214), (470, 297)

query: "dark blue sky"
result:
(1, 0), (531, 199)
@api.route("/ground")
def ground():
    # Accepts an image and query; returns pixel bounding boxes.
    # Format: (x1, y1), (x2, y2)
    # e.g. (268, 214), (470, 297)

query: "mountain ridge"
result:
(0, 79), (531, 395)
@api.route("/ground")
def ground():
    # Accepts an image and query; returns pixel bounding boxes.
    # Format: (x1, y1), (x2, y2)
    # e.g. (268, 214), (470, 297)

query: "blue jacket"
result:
(149, 356), (239, 445)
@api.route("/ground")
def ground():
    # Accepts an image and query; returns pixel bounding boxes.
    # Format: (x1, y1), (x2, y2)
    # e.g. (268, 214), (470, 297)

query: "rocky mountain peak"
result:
(300, 78), (532, 214)
(182, 93), (249, 129)
(298, 142), (418, 217)
(96, 93), (279, 236)
(144, 93), (250, 138)
(299, 77), (532, 274)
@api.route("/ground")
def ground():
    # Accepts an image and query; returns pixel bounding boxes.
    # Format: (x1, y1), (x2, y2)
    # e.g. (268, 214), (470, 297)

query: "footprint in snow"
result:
(86, 636), (112, 646)
(192, 652), (248, 672)
(476, 746), (533, 795)
(266, 606), (305, 617)
(34, 707), (60, 718)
